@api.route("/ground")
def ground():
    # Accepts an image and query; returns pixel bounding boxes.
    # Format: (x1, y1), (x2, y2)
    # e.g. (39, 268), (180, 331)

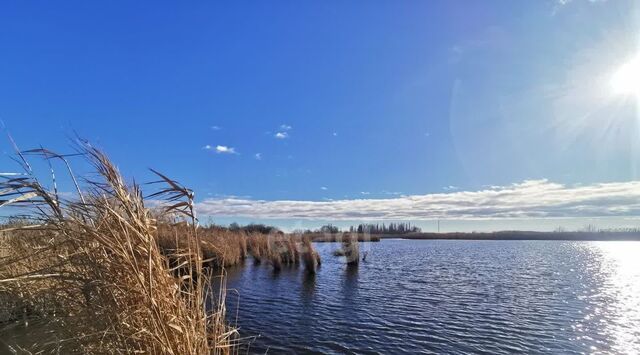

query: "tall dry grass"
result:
(0, 144), (237, 353)
(300, 237), (321, 274)
(341, 233), (360, 266)
(245, 233), (320, 273)
(157, 225), (248, 269)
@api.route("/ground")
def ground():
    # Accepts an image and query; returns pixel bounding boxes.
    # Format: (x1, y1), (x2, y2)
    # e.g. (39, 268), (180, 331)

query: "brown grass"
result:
(300, 237), (321, 274)
(246, 233), (309, 272)
(342, 233), (360, 266)
(0, 144), (238, 353)
(158, 225), (248, 269)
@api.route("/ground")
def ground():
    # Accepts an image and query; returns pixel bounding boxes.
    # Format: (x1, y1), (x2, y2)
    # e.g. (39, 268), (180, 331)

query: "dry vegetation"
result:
(0, 141), (327, 353)
(300, 236), (321, 274)
(0, 144), (238, 353)
(243, 232), (320, 273)
(158, 225), (249, 269)
(157, 225), (323, 274)
(341, 234), (360, 266)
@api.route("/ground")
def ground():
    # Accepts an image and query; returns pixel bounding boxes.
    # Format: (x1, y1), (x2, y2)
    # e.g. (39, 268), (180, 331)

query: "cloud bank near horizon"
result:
(195, 180), (640, 220)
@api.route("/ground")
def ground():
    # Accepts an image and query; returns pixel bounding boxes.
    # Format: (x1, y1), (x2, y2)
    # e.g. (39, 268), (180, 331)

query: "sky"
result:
(1, 1), (640, 232)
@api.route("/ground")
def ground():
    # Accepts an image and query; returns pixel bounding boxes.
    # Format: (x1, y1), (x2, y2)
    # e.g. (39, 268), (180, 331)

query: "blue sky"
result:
(2, 1), (640, 231)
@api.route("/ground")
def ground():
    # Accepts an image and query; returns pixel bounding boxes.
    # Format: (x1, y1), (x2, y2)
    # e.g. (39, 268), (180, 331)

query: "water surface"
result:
(225, 240), (640, 354)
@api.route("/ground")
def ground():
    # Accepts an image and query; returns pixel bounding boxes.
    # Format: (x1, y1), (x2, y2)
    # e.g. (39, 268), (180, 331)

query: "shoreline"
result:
(378, 231), (640, 241)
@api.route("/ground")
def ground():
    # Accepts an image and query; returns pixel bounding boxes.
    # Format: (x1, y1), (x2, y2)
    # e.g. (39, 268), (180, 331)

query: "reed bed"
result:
(158, 225), (248, 269)
(158, 225), (331, 273)
(0, 144), (238, 354)
(245, 233), (322, 273)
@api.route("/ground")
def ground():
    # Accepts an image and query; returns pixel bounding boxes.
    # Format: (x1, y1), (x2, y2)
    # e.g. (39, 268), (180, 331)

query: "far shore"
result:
(378, 231), (640, 241)
(301, 230), (640, 242)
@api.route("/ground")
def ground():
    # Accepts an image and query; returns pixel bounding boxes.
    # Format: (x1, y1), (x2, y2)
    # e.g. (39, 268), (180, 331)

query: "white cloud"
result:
(274, 132), (288, 139)
(360, 191), (370, 195)
(320, 186), (328, 190)
(444, 185), (458, 191)
(214, 145), (237, 154)
(195, 179), (640, 220)
(254, 153), (262, 160)
(211, 125), (222, 130)
(280, 124), (292, 130)
(332, 132), (338, 137)
(202, 145), (212, 150)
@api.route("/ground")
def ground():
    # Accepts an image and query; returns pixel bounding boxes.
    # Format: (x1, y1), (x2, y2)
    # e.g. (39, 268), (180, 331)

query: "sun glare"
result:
(611, 56), (640, 97)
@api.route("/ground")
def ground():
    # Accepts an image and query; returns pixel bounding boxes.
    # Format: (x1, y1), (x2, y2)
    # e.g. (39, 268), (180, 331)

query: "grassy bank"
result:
(0, 144), (238, 353)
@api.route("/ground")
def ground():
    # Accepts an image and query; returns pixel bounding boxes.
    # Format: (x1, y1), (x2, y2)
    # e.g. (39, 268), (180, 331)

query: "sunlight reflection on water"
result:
(593, 242), (640, 353)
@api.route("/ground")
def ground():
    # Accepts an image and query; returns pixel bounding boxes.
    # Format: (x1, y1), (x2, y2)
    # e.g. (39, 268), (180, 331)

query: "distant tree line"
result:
(554, 225), (640, 233)
(301, 222), (422, 234)
(318, 224), (340, 233)
(202, 222), (282, 234)
(348, 222), (421, 234)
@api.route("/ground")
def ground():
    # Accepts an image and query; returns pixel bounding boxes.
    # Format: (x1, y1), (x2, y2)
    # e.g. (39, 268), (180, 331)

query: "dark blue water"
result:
(225, 240), (640, 354)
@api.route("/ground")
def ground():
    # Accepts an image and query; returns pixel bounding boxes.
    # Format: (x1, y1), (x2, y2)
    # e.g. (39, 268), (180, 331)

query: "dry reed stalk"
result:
(300, 237), (321, 274)
(157, 225), (248, 269)
(246, 234), (302, 272)
(342, 234), (360, 266)
(0, 142), (237, 354)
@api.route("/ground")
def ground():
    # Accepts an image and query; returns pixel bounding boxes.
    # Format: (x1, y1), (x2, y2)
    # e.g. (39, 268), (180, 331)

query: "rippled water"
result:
(225, 240), (640, 354)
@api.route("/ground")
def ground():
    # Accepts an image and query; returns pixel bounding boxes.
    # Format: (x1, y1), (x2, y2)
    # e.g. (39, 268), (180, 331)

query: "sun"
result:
(611, 56), (640, 97)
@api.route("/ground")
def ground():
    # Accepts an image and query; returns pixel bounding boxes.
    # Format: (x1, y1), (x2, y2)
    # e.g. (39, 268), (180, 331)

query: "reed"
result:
(158, 225), (250, 269)
(246, 233), (302, 272)
(342, 234), (360, 266)
(0, 144), (237, 353)
(300, 237), (321, 274)
(247, 232), (270, 265)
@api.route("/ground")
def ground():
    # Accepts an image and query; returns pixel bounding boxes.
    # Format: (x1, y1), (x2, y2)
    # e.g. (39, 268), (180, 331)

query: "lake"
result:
(225, 240), (640, 354)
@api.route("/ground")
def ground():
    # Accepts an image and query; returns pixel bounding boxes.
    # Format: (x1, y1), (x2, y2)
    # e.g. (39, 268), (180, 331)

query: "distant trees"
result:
(318, 224), (340, 233)
(348, 222), (421, 234)
(211, 222), (422, 235)
(580, 224), (598, 233)
(241, 223), (281, 234)
(207, 222), (281, 234)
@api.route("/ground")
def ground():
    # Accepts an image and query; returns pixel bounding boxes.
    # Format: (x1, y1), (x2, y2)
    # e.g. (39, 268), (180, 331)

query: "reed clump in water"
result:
(246, 233), (302, 272)
(0, 144), (237, 353)
(265, 234), (298, 272)
(342, 233), (360, 266)
(158, 223), (324, 273)
(300, 237), (321, 274)
(247, 232), (271, 265)
(333, 249), (346, 256)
